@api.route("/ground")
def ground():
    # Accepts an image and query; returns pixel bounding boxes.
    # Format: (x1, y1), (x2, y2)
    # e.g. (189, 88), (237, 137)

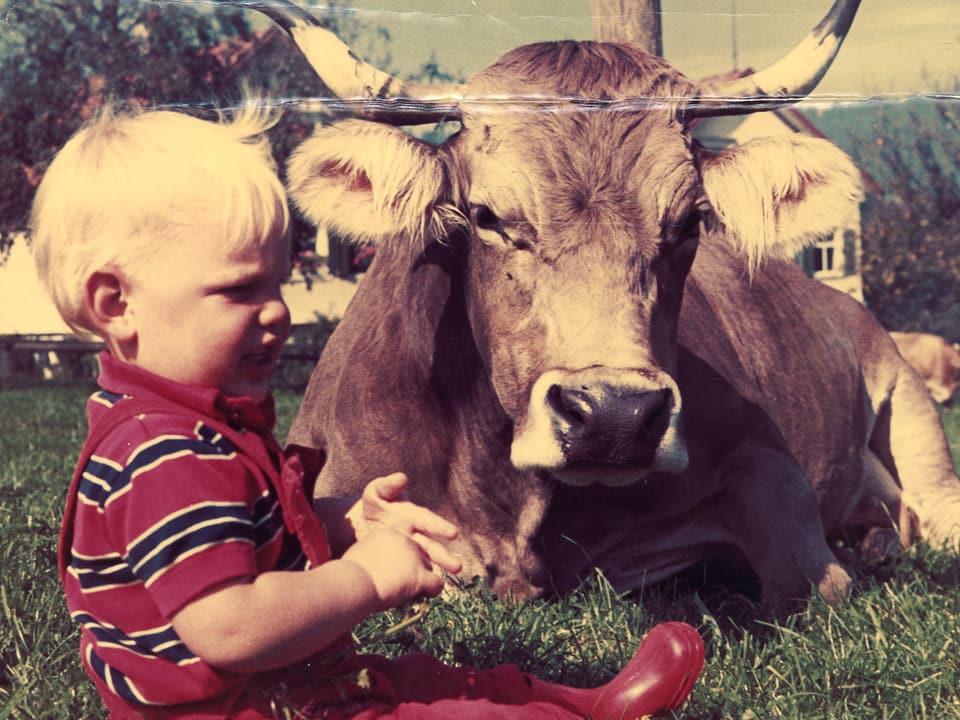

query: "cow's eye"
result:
(470, 203), (531, 251)
(471, 204), (503, 232)
(668, 209), (702, 246)
(663, 208), (702, 250)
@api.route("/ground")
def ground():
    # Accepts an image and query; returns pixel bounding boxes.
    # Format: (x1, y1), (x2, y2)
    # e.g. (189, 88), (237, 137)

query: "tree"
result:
(0, 1), (234, 251)
(0, 0), (368, 262)
(591, 0), (662, 55)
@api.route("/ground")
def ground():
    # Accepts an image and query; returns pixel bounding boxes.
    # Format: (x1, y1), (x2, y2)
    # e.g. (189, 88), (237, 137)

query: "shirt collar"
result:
(96, 351), (276, 434)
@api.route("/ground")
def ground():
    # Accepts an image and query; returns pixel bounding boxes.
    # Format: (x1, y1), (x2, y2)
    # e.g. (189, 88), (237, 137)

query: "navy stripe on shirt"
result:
(70, 501), (264, 592)
(252, 489), (285, 546)
(85, 644), (160, 707)
(92, 390), (126, 406)
(126, 502), (255, 586)
(78, 428), (238, 511)
(73, 612), (197, 665)
(69, 551), (138, 592)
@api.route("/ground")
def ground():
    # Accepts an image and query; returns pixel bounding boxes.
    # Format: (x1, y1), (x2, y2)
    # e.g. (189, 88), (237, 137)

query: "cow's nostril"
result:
(547, 384), (595, 427)
(635, 388), (672, 438)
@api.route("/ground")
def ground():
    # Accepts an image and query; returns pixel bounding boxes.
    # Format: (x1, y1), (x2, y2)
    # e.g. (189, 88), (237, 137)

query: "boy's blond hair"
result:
(29, 102), (290, 339)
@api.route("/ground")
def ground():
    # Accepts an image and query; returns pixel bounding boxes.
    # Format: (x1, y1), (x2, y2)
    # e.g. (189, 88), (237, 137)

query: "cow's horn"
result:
(684, 0), (860, 117)
(218, 0), (463, 125)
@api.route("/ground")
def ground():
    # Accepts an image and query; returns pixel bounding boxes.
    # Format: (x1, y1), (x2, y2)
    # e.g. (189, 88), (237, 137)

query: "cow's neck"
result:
(398, 238), (515, 441)
(398, 238), (555, 592)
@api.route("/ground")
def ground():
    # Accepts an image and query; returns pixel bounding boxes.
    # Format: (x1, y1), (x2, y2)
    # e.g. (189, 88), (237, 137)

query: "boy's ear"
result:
(85, 271), (136, 345)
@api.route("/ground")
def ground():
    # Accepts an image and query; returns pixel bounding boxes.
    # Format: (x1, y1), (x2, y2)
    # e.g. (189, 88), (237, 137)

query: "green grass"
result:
(2, 384), (960, 719)
(0, 383), (102, 717)
(940, 405), (960, 470)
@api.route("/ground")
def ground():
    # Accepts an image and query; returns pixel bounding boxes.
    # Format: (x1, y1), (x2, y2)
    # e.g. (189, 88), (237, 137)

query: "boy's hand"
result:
(342, 528), (447, 608)
(347, 472), (462, 575)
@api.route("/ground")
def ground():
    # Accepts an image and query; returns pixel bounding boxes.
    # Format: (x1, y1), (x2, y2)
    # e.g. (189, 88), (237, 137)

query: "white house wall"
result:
(0, 236), (359, 335)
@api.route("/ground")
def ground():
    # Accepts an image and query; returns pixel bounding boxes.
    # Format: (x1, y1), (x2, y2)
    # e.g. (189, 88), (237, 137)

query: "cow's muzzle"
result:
(510, 368), (688, 486)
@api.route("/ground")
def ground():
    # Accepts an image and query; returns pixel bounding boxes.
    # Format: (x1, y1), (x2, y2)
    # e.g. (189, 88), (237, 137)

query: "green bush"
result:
(812, 95), (960, 340)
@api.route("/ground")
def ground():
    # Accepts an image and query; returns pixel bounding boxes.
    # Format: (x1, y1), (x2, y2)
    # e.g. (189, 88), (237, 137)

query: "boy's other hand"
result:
(348, 473), (462, 575)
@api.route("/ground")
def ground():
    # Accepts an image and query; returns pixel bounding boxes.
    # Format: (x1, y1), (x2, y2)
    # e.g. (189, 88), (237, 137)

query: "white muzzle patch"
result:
(510, 368), (688, 486)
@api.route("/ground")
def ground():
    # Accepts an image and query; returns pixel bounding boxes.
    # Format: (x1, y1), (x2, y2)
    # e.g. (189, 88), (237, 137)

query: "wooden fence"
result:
(0, 322), (335, 390)
(0, 334), (103, 383)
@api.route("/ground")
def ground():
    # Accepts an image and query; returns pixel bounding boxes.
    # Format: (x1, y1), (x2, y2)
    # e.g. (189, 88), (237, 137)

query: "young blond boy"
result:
(31, 104), (703, 719)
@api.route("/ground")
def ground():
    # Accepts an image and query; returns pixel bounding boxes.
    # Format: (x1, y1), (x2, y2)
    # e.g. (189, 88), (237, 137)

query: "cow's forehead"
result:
(456, 106), (699, 242)
(450, 41), (703, 240)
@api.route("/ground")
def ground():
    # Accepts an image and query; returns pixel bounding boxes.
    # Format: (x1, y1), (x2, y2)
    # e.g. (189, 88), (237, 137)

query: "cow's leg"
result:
(715, 444), (852, 604)
(872, 366), (960, 550)
(832, 450), (918, 564)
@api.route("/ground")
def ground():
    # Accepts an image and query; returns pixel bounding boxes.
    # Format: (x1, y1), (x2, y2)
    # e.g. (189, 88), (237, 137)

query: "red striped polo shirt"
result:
(61, 353), (313, 716)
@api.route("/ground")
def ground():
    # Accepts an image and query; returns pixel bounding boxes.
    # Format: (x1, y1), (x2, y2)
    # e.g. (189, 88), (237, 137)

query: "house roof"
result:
(200, 27), (280, 78)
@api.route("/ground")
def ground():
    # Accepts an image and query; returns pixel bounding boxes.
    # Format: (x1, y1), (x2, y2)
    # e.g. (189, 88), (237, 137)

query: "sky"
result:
(338, 0), (959, 99)
(2, 0), (957, 334)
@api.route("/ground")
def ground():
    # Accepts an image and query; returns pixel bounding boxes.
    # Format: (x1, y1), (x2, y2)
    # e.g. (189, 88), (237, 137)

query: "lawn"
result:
(1, 383), (959, 719)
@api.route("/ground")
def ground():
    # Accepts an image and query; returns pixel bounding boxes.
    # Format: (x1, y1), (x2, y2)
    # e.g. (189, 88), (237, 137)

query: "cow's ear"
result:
(287, 119), (457, 243)
(696, 135), (863, 272)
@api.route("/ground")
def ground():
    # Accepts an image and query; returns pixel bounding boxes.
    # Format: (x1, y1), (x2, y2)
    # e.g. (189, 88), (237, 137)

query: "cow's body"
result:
(890, 331), (960, 405)
(221, 0), (960, 603)
(290, 221), (960, 600)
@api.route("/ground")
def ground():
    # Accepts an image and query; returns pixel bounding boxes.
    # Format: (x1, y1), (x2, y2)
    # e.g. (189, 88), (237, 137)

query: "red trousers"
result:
(239, 652), (583, 720)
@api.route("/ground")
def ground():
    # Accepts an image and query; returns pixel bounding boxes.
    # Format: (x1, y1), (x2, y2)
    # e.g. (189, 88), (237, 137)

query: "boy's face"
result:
(123, 226), (292, 402)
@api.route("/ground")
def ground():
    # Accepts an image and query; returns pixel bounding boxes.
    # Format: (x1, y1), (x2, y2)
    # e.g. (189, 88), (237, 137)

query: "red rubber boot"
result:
(527, 622), (704, 719)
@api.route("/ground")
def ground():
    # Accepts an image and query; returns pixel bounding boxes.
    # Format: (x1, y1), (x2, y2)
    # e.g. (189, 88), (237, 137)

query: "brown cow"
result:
(222, 0), (960, 604)
(890, 331), (960, 405)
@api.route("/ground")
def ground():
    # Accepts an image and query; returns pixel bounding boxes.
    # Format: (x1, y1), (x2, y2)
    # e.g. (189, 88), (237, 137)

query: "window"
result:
(811, 229), (845, 279)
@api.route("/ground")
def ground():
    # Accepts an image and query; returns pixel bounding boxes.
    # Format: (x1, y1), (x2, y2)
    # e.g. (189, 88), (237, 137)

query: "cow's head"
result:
(232, 0), (862, 487)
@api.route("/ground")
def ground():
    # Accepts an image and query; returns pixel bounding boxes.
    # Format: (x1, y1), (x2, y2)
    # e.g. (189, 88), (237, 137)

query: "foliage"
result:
(941, 404), (960, 470)
(3, 382), (960, 718)
(810, 93), (960, 339)
(1, 0), (240, 247)
(0, 0), (373, 274)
